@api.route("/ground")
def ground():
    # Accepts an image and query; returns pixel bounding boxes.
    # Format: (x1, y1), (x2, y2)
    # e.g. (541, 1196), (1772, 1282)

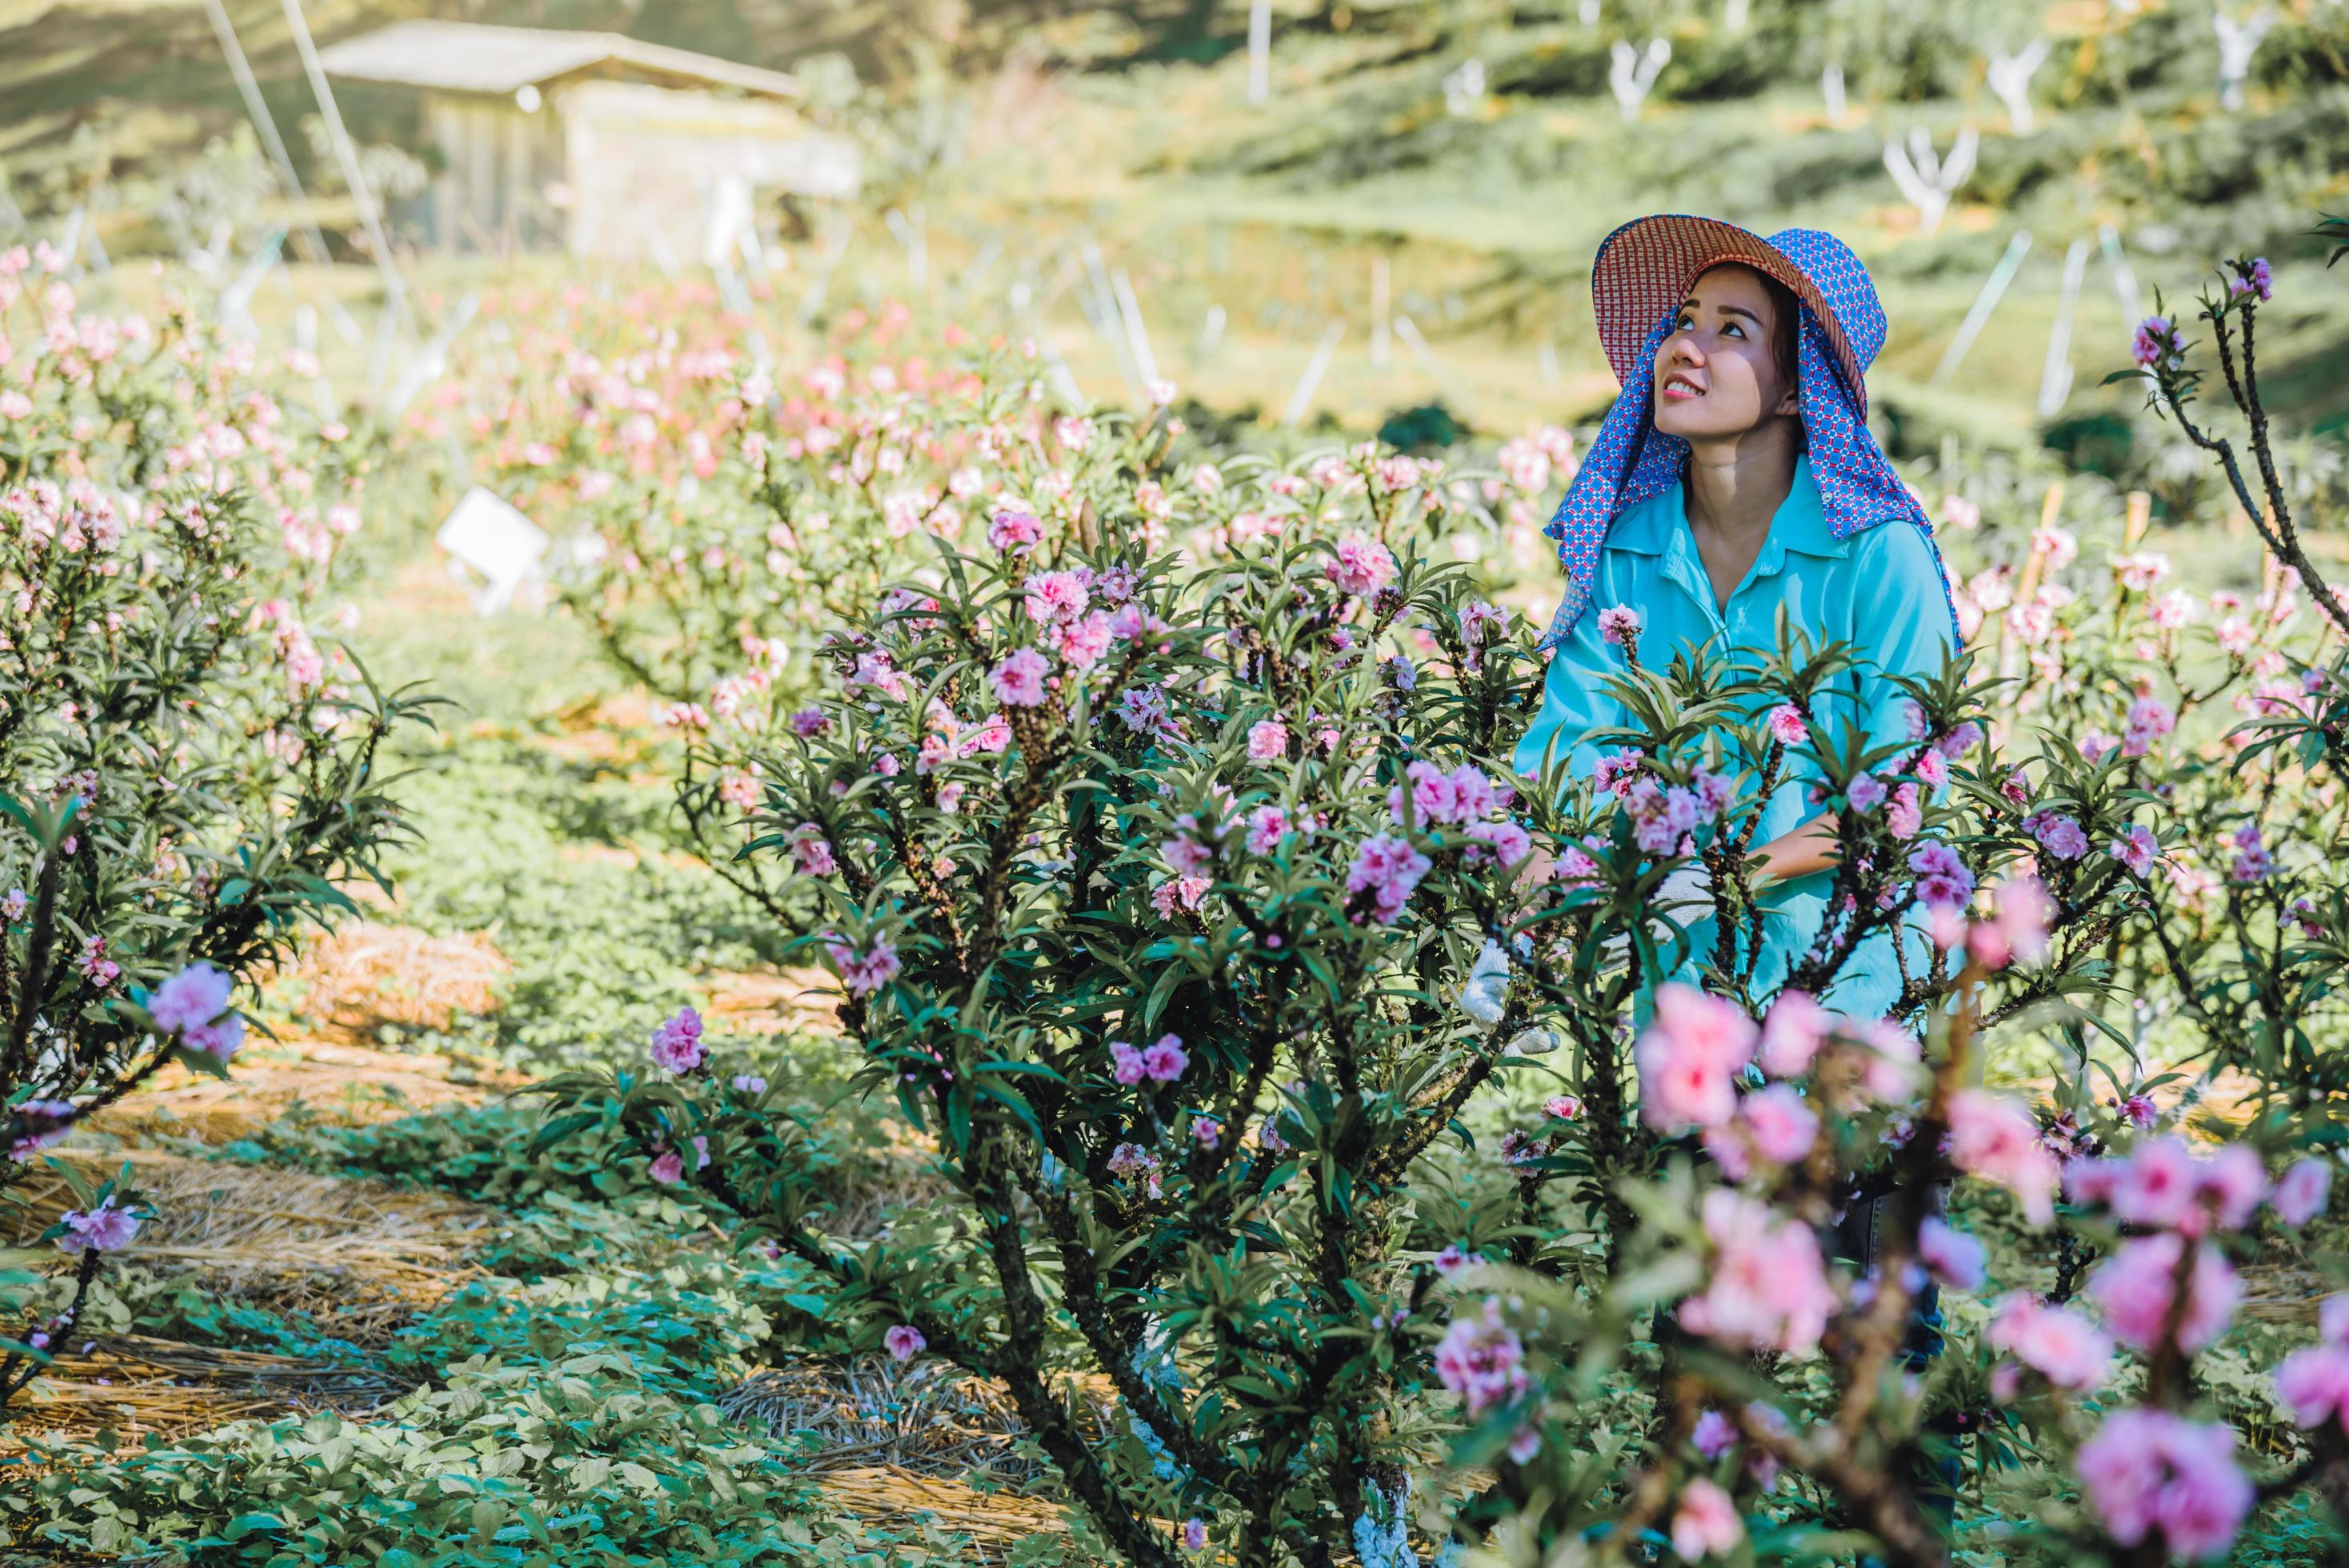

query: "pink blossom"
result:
(1947, 1090), (2061, 1224)
(1139, 1034), (1189, 1081)
(2276, 1342), (2349, 1434)
(1108, 1041), (1148, 1085)
(1907, 842), (1975, 910)
(1431, 1243), (1485, 1278)
(1247, 719), (1288, 762)
(1433, 1297), (1529, 1418)
(2110, 823), (2158, 875)
(1245, 806), (1290, 855)
(1886, 782), (1923, 841)
(2122, 697), (2175, 757)
(1691, 1409), (1738, 1461)
(1347, 834), (1431, 924)
(1327, 532), (1398, 596)
(987, 509), (1043, 554)
(1597, 606), (1642, 646)
(58, 1198), (138, 1253)
(2190, 1142), (2267, 1232)
(2228, 822), (2272, 883)
(1634, 984), (1759, 1131)
(1846, 771), (1887, 814)
(1022, 570), (1090, 625)
(1706, 1082), (1819, 1180)
(786, 824), (838, 877)
(1757, 990), (1827, 1078)
(650, 1006), (706, 1073)
(2076, 1408), (2251, 1561)
(146, 960), (243, 1060)
(1765, 705), (1808, 746)
(648, 1147), (686, 1186)
(2271, 1157), (2332, 1226)
(990, 647), (1050, 708)
(2132, 316), (2184, 370)
(2228, 257), (2273, 302)
(2091, 1234), (2240, 1354)
(826, 936), (902, 998)
(1679, 1189), (1835, 1354)
(1543, 1094), (1583, 1122)
(2027, 811), (2089, 861)
(1591, 749), (1646, 797)
(1182, 1518), (1208, 1552)
(885, 1324), (927, 1362)
(1968, 875), (2055, 970)
(1917, 1218), (1987, 1291)
(1465, 820), (1533, 868)
(1191, 1115), (1222, 1148)
(1670, 1478), (1743, 1561)
(1987, 1293), (2113, 1390)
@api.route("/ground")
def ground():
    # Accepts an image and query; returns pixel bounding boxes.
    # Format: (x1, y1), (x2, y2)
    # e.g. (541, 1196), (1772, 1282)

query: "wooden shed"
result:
(316, 21), (861, 262)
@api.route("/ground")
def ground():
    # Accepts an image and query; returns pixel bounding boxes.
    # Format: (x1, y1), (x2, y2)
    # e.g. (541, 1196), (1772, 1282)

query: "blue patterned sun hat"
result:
(1537, 215), (1959, 650)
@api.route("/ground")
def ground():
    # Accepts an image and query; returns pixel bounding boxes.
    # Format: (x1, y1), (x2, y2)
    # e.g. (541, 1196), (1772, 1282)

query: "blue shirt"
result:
(1514, 452), (1957, 1019)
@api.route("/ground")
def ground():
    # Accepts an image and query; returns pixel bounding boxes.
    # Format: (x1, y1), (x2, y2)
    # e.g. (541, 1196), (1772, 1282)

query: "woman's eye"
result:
(1723, 322), (1744, 338)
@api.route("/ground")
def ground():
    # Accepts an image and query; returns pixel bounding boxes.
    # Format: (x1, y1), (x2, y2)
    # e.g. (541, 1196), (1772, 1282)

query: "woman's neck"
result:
(1682, 430), (1801, 546)
(1680, 428), (1802, 615)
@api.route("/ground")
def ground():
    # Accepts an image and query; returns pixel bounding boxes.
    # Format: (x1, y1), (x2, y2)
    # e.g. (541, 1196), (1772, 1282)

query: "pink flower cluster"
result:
(1986, 1293), (2113, 1391)
(1347, 834), (1431, 924)
(147, 960), (245, 1062)
(2089, 1233), (2241, 1354)
(1946, 1090), (2062, 1224)
(1677, 1188), (1836, 1354)
(1327, 531), (1398, 596)
(2065, 1134), (2308, 1235)
(884, 1324), (927, 1362)
(1109, 1034), (1189, 1084)
(826, 935), (902, 998)
(2076, 1407), (2251, 1561)
(58, 1196), (139, 1254)
(1634, 985), (1755, 1130)
(650, 1006), (706, 1074)
(2275, 1297), (2349, 1436)
(1433, 1296), (1529, 1419)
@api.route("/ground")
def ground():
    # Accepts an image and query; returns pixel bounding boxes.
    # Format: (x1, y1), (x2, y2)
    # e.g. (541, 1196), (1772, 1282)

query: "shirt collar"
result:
(1607, 452), (1846, 560)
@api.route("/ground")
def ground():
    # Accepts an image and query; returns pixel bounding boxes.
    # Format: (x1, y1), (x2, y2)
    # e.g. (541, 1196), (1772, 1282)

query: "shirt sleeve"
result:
(1847, 522), (1959, 764)
(1513, 603), (1634, 786)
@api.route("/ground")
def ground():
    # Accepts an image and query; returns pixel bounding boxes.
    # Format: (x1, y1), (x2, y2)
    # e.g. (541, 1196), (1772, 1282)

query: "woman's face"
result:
(1651, 263), (1799, 443)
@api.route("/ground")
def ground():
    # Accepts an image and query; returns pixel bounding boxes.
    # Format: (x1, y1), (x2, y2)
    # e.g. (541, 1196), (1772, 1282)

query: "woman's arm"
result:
(1750, 813), (1842, 885)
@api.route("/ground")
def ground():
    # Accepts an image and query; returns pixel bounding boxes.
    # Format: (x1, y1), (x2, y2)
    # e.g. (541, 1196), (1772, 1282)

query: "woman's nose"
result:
(1671, 337), (1706, 367)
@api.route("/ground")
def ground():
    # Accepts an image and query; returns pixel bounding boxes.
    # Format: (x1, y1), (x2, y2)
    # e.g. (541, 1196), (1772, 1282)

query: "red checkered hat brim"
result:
(1590, 214), (1869, 418)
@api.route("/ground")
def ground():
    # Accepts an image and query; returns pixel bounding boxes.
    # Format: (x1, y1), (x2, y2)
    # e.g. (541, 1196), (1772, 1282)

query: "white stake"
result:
(2099, 224), (2142, 334)
(1393, 314), (1464, 410)
(1821, 62), (1846, 124)
(1538, 341), (1561, 385)
(278, 0), (411, 339)
(1371, 256), (1391, 370)
(1196, 302), (1227, 363)
(2213, 10), (2272, 113)
(201, 0), (338, 278)
(1609, 38), (1671, 120)
(1248, 0), (1271, 104)
(1281, 320), (1344, 427)
(2038, 238), (2090, 418)
(1883, 125), (1978, 235)
(1931, 229), (2032, 387)
(1986, 38), (2050, 134)
(1110, 267), (1160, 385)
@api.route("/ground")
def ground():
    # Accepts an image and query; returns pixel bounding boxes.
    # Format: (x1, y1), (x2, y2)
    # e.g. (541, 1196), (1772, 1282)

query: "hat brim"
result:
(1590, 214), (1868, 418)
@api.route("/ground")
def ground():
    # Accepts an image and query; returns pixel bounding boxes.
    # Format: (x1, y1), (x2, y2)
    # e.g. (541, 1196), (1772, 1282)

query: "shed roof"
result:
(315, 21), (802, 99)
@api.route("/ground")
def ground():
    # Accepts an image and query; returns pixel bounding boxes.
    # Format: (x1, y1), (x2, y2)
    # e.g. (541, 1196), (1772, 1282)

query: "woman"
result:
(1515, 217), (1962, 1023)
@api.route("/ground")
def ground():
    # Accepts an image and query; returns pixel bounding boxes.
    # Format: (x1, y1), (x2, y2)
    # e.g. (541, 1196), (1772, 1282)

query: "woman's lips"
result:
(1661, 379), (1703, 402)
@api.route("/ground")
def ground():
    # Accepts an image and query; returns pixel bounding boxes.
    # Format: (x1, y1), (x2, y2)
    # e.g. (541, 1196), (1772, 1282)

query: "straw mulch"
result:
(264, 920), (511, 1050)
(88, 1034), (526, 1146)
(10, 1150), (498, 1346)
(706, 966), (842, 1038)
(7, 1334), (406, 1448)
(814, 1466), (1071, 1560)
(719, 1354), (1096, 1482)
